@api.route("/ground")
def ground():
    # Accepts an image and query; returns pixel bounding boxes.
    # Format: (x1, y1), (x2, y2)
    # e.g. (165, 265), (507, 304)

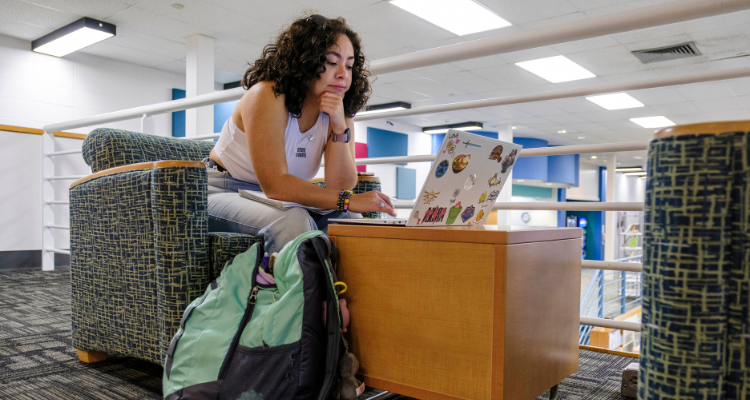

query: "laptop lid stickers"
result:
(406, 130), (522, 227)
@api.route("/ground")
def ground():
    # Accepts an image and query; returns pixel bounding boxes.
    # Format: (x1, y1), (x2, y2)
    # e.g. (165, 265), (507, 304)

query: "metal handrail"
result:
(582, 260), (643, 273)
(46, 175), (86, 180)
(46, 149), (83, 156)
(580, 317), (640, 332)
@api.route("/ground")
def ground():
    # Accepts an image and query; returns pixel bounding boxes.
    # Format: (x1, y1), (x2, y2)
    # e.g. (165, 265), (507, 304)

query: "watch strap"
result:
(331, 127), (350, 143)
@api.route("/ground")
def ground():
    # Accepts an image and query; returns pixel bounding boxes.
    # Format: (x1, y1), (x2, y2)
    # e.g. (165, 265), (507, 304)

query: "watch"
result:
(331, 127), (350, 143)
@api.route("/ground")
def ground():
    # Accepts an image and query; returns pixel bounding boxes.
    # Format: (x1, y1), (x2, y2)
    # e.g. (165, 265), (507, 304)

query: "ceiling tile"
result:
(0, 0), (79, 30)
(727, 77), (750, 97)
(432, 71), (506, 93)
(627, 88), (687, 104)
(481, 0), (579, 25)
(691, 97), (744, 113)
(674, 81), (734, 101)
(737, 95), (750, 109)
(17, 0), (131, 20)
(0, 16), (48, 42)
(106, 6), (217, 44)
(397, 77), (468, 98)
(647, 101), (700, 116)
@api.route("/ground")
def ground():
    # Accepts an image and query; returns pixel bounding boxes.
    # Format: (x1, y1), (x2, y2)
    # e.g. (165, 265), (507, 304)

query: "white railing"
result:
(38, 0), (749, 335)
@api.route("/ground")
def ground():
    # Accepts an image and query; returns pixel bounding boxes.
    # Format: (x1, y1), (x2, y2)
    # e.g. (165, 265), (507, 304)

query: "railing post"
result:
(598, 270), (604, 318)
(604, 155), (617, 261)
(621, 270), (627, 314)
(42, 131), (55, 271)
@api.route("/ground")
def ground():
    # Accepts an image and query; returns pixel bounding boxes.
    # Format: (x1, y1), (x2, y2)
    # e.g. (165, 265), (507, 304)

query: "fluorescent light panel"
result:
(616, 168), (643, 172)
(390, 0), (511, 36)
(515, 56), (595, 83)
(422, 121), (483, 134)
(33, 17), (115, 57)
(357, 101), (411, 116)
(630, 116), (675, 128)
(586, 93), (644, 110)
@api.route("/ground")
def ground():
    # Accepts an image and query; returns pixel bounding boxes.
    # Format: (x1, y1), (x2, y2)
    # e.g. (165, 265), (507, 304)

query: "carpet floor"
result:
(0, 269), (635, 400)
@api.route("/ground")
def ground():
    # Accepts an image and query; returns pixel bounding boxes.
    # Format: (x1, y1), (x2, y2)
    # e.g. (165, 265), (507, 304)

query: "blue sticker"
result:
(435, 160), (449, 178)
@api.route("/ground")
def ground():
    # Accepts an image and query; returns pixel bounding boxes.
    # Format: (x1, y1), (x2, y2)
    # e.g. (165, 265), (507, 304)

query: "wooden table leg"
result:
(76, 349), (108, 363)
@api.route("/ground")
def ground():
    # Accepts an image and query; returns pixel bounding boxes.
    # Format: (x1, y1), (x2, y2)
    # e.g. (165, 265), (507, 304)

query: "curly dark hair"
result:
(241, 15), (371, 118)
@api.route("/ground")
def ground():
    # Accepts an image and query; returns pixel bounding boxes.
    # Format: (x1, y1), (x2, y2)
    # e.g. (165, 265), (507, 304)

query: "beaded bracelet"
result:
(337, 190), (353, 212)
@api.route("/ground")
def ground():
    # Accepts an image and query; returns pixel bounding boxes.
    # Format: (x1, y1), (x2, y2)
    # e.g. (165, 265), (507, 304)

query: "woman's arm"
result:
(322, 116), (357, 191)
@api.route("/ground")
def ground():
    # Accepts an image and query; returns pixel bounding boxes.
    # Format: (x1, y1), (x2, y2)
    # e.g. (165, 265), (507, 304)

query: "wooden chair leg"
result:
(76, 349), (108, 363)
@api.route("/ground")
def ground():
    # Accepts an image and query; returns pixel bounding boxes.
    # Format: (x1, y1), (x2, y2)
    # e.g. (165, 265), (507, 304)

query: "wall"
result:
(0, 33), (188, 260)
(509, 192), (559, 227)
(567, 163), (601, 201)
(614, 173), (646, 203)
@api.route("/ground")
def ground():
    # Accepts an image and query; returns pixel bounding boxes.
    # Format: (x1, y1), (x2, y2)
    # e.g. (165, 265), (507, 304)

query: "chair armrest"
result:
(70, 161), (209, 365)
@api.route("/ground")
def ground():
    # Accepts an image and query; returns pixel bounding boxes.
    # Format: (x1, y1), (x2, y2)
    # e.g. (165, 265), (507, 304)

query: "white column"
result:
(604, 155), (617, 260)
(186, 34), (215, 138)
(42, 132), (56, 271)
(496, 124), (513, 226)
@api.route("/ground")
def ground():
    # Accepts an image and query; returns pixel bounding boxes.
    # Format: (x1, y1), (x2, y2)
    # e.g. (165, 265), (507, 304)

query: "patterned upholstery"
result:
(312, 177), (383, 219)
(71, 129), (257, 365)
(209, 232), (262, 280)
(82, 128), (215, 172)
(640, 129), (750, 399)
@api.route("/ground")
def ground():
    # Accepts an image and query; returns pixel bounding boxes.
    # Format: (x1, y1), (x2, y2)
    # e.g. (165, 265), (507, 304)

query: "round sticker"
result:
(452, 154), (471, 173)
(464, 174), (476, 190)
(435, 160), (449, 178)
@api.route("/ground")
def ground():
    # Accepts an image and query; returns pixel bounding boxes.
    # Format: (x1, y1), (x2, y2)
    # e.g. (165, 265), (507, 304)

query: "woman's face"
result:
(309, 34), (354, 98)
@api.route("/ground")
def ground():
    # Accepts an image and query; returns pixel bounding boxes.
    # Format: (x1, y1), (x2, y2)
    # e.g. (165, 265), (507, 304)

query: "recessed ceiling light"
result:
(586, 93), (644, 110)
(578, 136), (585, 139)
(517, 179), (525, 182)
(357, 101), (411, 116)
(511, 126), (517, 129)
(515, 55), (596, 83)
(422, 121), (483, 134)
(630, 116), (675, 128)
(591, 156), (597, 159)
(390, 0), (511, 36)
(616, 167), (643, 172)
(32, 17), (115, 57)
(558, 130), (566, 133)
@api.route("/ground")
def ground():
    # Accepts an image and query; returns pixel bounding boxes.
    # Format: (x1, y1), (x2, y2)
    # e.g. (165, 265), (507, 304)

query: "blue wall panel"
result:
(548, 154), (580, 186)
(172, 89), (186, 137)
(367, 127), (408, 165)
(396, 167), (417, 200)
(512, 137), (548, 181)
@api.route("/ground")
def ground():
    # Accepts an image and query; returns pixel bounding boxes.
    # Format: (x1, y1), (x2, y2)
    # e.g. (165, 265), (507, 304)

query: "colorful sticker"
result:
(450, 188), (461, 204)
(422, 189), (441, 204)
(446, 202), (462, 225)
(501, 149), (518, 173)
(476, 209), (485, 222)
(461, 205), (476, 223)
(422, 206), (447, 224)
(442, 141), (456, 156)
(462, 140), (481, 149)
(488, 172), (501, 187)
(486, 190), (500, 204)
(452, 154), (471, 173)
(464, 174), (476, 190)
(478, 191), (487, 203)
(435, 160), (449, 178)
(489, 145), (504, 162)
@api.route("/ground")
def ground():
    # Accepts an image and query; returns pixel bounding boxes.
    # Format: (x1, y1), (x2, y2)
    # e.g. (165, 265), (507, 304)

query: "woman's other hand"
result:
(349, 190), (397, 217)
(318, 91), (348, 134)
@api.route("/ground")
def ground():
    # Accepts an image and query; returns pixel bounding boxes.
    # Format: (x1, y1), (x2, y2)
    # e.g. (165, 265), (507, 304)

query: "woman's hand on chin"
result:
(318, 91), (348, 134)
(349, 190), (397, 217)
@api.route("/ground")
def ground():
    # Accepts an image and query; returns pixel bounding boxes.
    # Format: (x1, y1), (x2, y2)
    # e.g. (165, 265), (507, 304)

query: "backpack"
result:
(163, 231), (351, 400)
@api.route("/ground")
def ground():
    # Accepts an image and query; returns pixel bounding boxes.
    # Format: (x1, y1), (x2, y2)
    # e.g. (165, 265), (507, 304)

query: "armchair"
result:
(69, 128), (260, 365)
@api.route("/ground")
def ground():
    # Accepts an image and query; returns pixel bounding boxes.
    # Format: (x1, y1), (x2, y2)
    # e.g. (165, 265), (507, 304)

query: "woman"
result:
(206, 15), (396, 254)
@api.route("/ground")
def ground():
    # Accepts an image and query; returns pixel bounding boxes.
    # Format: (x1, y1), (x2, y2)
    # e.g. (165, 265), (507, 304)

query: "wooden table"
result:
(328, 224), (583, 400)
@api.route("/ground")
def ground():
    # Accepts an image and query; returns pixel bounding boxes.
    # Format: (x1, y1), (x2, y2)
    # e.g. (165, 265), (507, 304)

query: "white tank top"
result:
(214, 112), (329, 185)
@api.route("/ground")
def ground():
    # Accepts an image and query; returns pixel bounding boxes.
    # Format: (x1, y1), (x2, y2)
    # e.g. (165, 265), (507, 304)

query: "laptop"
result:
(329, 130), (522, 227)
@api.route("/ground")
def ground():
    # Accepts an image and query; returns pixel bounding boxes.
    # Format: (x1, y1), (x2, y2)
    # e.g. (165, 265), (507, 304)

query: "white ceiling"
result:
(2, 0), (750, 166)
